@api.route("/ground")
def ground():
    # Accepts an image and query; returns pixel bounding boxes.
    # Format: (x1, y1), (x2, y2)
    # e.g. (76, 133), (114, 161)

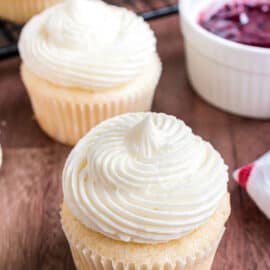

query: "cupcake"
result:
(0, 0), (61, 24)
(61, 112), (230, 270)
(18, 0), (162, 145)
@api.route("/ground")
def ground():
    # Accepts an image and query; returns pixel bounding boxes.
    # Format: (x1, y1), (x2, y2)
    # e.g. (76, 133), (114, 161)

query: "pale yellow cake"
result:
(18, 0), (162, 145)
(0, 0), (61, 23)
(61, 194), (230, 270)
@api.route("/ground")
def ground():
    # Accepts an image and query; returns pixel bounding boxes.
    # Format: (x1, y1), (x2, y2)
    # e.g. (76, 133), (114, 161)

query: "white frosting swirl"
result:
(63, 113), (229, 243)
(18, 0), (157, 91)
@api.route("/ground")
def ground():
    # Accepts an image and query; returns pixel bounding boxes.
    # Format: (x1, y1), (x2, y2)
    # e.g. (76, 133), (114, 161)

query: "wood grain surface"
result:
(0, 15), (270, 270)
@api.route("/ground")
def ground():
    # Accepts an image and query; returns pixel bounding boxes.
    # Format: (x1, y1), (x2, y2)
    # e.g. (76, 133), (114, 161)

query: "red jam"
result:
(199, 1), (270, 48)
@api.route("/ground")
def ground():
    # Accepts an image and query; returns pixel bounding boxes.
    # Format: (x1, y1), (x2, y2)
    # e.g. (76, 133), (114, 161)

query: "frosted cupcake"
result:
(61, 112), (230, 270)
(18, 0), (161, 145)
(0, 0), (61, 24)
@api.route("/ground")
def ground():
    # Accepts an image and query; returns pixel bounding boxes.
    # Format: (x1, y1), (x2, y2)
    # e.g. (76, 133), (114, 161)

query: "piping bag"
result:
(233, 151), (270, 219)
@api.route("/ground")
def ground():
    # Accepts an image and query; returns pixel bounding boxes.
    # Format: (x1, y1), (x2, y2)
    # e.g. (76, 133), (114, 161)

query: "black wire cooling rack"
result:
(0, 0), (178, 60)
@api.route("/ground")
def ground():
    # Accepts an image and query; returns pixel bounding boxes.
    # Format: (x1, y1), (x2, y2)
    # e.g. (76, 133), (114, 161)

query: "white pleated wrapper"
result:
(61, 209), (226, 270)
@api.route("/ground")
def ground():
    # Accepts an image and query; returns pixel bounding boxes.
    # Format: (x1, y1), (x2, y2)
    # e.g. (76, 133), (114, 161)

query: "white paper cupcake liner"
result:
(28, 86), (154, 146)
(21, 55), (161, 145)
(61, 212), (225, 270)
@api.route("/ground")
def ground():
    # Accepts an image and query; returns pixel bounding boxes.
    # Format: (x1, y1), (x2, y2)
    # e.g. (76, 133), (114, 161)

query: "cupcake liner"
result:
(61, 195), (230, 270)
(65, 231), (222, 270)
(62, 218), (224, 270)
(0, 0), (61, 24)
(21, 56), (161, 145)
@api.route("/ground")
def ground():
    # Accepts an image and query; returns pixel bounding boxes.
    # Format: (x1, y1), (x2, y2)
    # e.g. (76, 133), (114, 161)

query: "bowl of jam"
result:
(180, 0), (270, 118)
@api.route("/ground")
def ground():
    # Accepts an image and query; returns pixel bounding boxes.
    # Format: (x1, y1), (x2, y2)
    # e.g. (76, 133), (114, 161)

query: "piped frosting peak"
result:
(126, 115), (170, 159)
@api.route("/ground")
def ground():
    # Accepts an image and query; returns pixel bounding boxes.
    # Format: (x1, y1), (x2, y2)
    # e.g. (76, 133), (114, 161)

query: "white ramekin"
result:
(180, 0), (270, 119)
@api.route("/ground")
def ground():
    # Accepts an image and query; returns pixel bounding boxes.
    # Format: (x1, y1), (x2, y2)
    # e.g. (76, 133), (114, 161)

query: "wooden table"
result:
(0, 15), (270, 270)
